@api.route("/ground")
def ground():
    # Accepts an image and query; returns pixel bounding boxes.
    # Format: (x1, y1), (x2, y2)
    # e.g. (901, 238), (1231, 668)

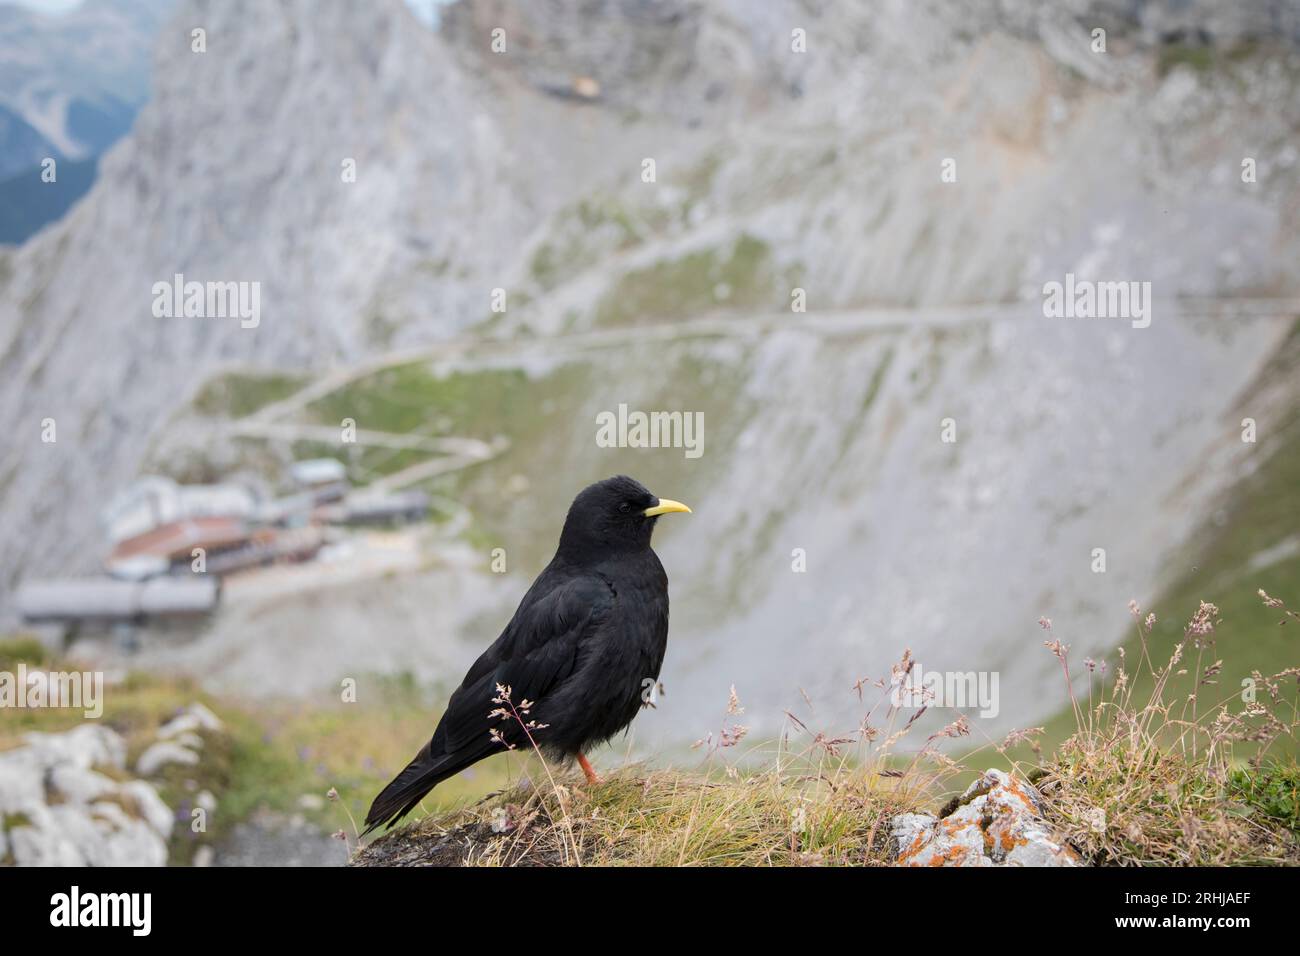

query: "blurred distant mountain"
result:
(0, 0), (1298, 741)
(0, 103), (59, 177)
(0, 154), (97, 244)
(0, 0), (175, 241)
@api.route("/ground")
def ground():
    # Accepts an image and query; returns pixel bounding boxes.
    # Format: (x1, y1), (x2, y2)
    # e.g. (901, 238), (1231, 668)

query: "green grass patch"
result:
(305, 363), (529, 440)
(192, 371), (308, 419)
(0, 635), (49, 670)
(1156, 40), (1264, 78)
(1229, 765), (1300, 833)
(529, 195), (667, 291)
(300, 363), (538, 482)
(593, 234), (775, 327)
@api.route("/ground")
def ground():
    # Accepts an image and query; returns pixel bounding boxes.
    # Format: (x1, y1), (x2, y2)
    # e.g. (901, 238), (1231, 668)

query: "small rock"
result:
(157, 702), (223, 739)
(893, 769), (1081, 867)
(48, 765), (118, 805)
(48, 804), (166, 867)
(21, 724), (126, 771)
(136, 740), (200, 777)
(0, 751), (46, 815)
(157, 714), (201, 739)
(190, 703), (223, 731)
(121, 781), (175, 839)
(169, 731), (206, 751)
(89, 800), (133, 829)
(9, 821), (84, 866)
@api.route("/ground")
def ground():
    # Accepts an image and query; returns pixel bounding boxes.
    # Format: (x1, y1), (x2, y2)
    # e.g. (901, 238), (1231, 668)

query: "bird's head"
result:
(557, 475), (691, 558)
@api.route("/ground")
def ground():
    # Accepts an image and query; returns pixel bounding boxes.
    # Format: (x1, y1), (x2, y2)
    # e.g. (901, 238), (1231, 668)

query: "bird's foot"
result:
(577, 752), (603, 786)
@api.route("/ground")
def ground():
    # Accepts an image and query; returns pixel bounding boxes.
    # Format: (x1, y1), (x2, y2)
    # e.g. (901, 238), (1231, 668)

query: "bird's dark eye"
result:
(619, 502), (631, 513)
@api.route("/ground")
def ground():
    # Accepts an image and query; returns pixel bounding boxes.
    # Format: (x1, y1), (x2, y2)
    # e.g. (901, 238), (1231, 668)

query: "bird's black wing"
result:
(363, 570), (613, 832)
(436, 572), (614, 752)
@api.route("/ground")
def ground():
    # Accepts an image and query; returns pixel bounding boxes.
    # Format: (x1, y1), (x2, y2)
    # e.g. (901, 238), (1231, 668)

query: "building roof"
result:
(15, 577), (219, 622)
(102, 476), (260, 544)
(289, 458), (347, 486)
(108, 516), (257, 563)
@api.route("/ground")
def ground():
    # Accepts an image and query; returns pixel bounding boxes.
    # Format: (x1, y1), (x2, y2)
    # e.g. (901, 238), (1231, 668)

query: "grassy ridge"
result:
(356, 765), (908, 867)
(353, 630), (1300, 866)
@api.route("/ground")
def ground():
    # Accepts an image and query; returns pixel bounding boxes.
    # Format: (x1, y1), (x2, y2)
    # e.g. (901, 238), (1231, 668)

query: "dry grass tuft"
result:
(360, 764), (912, 867)
(356, 668), (960, 867)
(1034, 592), (1300, 866)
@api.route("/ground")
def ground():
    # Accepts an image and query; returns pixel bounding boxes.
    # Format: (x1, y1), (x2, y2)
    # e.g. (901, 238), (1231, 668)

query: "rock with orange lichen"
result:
(891, 769), (1082, 867)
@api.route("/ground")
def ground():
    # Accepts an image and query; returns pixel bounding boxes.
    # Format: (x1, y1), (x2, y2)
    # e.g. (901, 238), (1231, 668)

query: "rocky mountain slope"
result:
(1, 0), (1298, 746)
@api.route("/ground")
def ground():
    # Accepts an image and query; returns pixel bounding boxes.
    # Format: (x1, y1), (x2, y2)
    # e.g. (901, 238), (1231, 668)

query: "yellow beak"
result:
(643, 498), (692, 517)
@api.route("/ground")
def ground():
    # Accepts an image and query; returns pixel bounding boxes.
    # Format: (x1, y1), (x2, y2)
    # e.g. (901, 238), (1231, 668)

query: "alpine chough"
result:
(363, 475), (690, 833)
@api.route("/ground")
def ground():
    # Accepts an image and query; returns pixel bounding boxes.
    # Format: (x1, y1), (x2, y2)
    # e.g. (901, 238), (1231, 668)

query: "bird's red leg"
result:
(577, 752), (602, 785)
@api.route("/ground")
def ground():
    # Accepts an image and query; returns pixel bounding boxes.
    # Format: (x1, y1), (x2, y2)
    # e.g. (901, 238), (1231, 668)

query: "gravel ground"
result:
(212, 813), (351, 867)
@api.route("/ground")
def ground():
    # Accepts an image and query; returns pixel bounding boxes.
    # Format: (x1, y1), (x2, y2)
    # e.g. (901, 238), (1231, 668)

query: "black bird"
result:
(363, 475), (691, 834)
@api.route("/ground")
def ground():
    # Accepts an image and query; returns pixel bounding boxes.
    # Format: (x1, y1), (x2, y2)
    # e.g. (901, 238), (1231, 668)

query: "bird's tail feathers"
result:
(362, 746), (467, 836)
